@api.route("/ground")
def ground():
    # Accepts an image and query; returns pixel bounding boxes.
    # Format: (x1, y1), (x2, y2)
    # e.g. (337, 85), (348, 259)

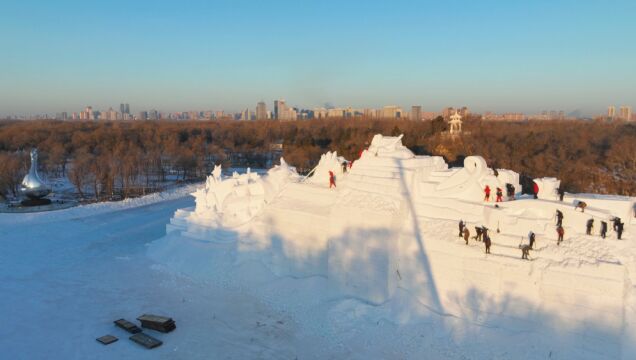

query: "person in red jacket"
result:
(533, 181), (539, 199)
(329, 171), (336, 188)
(484, 185), (491, 202)
(495, 187), (503, 202)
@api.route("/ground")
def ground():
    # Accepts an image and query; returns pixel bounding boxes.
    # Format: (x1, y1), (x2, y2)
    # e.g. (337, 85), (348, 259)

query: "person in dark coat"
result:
(556, 210), (563, 227)
(600, 221), (608, 239)
(558, 187), (565, 202)
(481, 226), (489, 242)
(533, 182), (539, 199)
(458, 220), (465, 237)
(484, 234), (491, 254)
(557, 226), (564, 245)
(474, 226), (483, 242)
(612, 217), (622, 232)
(521, 244), (531, 260)
(506, 183), (516, 200)
(463, 227), (470, 245)
(617, 221), (624, 240)
(529, 231), (536, 250)
(586, 218), (594, 235)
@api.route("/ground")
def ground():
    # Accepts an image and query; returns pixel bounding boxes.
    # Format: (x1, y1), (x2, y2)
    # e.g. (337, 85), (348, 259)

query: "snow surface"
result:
(3, 134), (636, 359)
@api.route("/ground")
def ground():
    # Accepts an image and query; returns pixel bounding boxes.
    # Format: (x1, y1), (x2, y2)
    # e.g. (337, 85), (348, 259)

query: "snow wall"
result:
(152, 134), (635, 359)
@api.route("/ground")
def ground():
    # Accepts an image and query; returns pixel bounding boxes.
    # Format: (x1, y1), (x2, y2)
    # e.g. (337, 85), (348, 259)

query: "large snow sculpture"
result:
(192, 160), (299, 227)
(533, 177), (560, 201)
(308, 151), (347, 187)
(366, 134), (414, 159)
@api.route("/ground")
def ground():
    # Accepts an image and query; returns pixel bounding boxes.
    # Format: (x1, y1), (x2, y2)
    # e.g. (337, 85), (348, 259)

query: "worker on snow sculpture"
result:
(474, 226), (483, 242)
(329, 171), (336, 188)
(484, 185), (491, 202)
(586, 218), (594, 235)
(528, 231), (536, 250)
(558, 187), (565, 202)
(575, 201), (587, 212)
(533, 181), (539, 199)
(341, 161), (348, 174)
(521, 244), (531, 260)
(463, 227), (470, 245)
(495, 187), (503, 202)
(612, 217), (622, 232)
(616, 221), (624, 240)
(484, 232), (491, 254)
(556, 226), (564, 245)
(556, 210), (564, 227)
(506, 183), (515, 200)
(458, 220), (465, 237)
(600, 221), (608, 239)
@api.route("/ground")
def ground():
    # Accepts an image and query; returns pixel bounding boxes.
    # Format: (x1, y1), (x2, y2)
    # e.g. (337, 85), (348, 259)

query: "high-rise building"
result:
(608, 105), (616, 118)
(275, 99), (288, 120)
(124, 103), (130, 115)
(619, 106), (632, 121)
(256, 101), (267, 120)
(381, 105), (402, 119)
(410, 106), (422, 121)
(274, 100), (280, 120)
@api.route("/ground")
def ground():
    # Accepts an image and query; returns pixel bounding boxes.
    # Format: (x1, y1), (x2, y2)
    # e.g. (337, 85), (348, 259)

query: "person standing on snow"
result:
(556, 210), (564, 227)
(506, 183), (516, 200)
(329, 171), (336, 188)
(533, 181), (539, 199)
(558, 187), (565, 202)
(496, 187), (503, 202)
(557, 225), (564, 245)
(463, 227), (470, 245)
(458, 220), (465, 237)
(586, 218), (594, 235)
(617, 221), (624, 240)
(484, 185), (491, 202)
(600, 221), (608, 239)
(521, 244), (531, 260)
(528, 231), (536, 250)
(474, 226), (483, 242)
(484, 233), (491, 254)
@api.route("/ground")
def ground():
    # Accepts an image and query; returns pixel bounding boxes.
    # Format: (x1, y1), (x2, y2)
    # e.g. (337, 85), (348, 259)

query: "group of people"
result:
(584, 216), (625, 239)
(458, 220), (491, 254)
(484, 184), (515, 203)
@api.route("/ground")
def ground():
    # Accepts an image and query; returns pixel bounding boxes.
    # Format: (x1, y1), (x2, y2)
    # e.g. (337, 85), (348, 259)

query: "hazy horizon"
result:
(1, 0), (635, 117)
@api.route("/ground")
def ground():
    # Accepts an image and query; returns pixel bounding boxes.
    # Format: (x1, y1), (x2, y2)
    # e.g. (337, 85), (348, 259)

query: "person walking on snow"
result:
(533, 181), (539, 199)
(557, 225), (564, 245)
(556, 210), (564, 227)
(496, 187), (503, 202)
(586, 218), (594, 235)
(329, 171), (336, 188)
(463, 227), (470, 245)
(458, 220), (465, 237)
(600, 221), (608, 239)
(484, 185), (491, 202)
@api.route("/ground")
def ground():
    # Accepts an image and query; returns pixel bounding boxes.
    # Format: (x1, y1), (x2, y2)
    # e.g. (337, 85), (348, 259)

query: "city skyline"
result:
(1, 0), (635, 116)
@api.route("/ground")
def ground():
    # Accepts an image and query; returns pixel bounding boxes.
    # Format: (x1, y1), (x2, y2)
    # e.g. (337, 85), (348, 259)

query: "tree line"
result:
(0, 117), (635, 201)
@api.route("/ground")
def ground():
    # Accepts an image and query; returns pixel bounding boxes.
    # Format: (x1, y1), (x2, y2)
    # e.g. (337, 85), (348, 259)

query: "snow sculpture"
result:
(308, 151), (347, 187)
(533, 177), (560, 201)
(366, 134), (414, 159)
(192, 160), (299, 227)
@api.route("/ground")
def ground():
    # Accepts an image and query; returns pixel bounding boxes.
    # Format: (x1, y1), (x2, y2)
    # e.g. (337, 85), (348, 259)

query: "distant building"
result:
(410, 106), (422, 121)
(381, 105), (403, 119)
(608, 105), (616, 119)
(619, 106), (632, 121)
(274, 99), (283, 120)
(256, 101), (267, 120)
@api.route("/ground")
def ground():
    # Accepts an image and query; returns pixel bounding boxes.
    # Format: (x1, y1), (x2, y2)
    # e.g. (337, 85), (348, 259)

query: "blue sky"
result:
(0, 0), (634, 116)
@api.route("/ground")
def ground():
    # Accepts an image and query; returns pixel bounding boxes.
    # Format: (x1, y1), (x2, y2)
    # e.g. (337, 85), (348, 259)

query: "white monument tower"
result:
(449, 110), (463, 135)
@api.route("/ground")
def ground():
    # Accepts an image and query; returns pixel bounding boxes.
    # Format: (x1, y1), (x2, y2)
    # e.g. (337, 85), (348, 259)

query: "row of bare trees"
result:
(1, 118), (635, 201)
